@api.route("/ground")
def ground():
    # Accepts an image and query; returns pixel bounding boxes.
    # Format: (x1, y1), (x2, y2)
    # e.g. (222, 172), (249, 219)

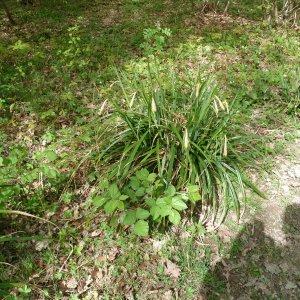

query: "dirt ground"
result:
(206, 135), (300, 299)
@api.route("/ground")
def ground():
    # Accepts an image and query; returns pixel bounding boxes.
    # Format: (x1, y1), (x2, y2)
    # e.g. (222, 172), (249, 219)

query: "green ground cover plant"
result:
(92, 66), (263, 232)
(0, 0), (299, 298)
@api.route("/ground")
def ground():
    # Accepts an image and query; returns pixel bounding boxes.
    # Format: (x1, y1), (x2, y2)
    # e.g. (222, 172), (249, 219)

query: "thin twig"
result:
(58, 244), (74, 273)
(0, 262), (14, 267)
(0, 210), (58, 228)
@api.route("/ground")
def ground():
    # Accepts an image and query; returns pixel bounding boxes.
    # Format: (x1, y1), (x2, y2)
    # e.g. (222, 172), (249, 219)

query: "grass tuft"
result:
(97, 66), (262, 224)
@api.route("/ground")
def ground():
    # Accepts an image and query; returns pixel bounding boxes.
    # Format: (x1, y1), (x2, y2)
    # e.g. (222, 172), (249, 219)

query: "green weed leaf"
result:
(171, 196), (187, 211)
(130, 177), (140, 190)
(136, 208), (150, 220)
(104, 200), (118, 214)
(135, 187), (146, 197)
(136, 168), (149, 181)
(188, 185), (201, 203)
(109, 184), (121, 199)
(44, 150), (57, 162)
(119, 195), (129, 201)
(165, 185), (176, 197)
(147, 173), (157, 183)
(117, 200), (125, 210)
(123, 210), (136, 225)
(168, 209), (181, 225)
(41, 165), (57, 178)
(93, 196), (106, 207)
(134, 220), (149, 236)
(159, 205), (172, 217)
(150, 205), (161, 220)
(145, 198), (156, 206)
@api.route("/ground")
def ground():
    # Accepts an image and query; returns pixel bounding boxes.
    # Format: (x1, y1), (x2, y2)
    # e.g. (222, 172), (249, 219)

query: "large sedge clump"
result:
(98, 68), (261, 224)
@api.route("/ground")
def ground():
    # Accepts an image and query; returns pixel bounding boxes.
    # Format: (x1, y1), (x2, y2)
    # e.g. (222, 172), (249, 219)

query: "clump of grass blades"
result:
(98, 68), (261, 224)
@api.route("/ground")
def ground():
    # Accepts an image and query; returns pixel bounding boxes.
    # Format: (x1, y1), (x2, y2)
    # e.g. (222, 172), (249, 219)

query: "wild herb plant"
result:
(95, 67), (262, 227)
(0, 147), (63, 212)
(140, 26), (172, 55)
(56, 23), (90, 72)
(92, 168), (202, 236)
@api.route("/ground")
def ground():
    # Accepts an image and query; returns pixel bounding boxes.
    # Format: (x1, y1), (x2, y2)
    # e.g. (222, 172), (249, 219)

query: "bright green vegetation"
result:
(0, 0), (299, 298)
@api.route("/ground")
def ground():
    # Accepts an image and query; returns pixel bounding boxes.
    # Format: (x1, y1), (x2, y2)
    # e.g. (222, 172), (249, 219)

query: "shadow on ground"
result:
(204, 203), (300, 299)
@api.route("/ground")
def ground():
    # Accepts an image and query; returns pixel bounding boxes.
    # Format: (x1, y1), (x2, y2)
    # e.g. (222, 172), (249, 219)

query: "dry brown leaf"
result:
(164, 259), (180, 279)
(108, 247), (119, 261)
(66, 277), (78, 289)
(77, 279), (86, 293)
(152, 239), (167, 251)
(162, 290), (173, 300)
(35, 240), (49, 251)
(96, 255), (106, 262)
(77, 275), (93, 294)
(91, 267), (103, 282)
(91, 229), (102, 237)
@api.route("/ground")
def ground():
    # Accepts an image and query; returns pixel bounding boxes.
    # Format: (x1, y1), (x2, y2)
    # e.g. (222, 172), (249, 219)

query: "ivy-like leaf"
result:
(187, 185), (201, 203)
(168, 209), (181, 225)
(44, 150), (57, 162)
(171, 196), (187, 211)
(92, 196), (107, 207)
(134, 220), (149, 236)
(104, 199), (118, 214)
(109, 184), (121, 199)
(123, 210), (136, 225)
(136, 208), (150, 220)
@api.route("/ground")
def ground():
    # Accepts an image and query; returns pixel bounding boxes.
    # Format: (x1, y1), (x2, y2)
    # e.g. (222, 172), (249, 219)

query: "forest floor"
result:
(0, 0), (299, 299)
(205, 134), (300, 299)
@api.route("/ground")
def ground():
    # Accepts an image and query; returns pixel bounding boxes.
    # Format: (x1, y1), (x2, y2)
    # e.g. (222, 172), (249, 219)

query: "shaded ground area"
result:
(204, 138), (300, 299)
(206, 204), (300, 299)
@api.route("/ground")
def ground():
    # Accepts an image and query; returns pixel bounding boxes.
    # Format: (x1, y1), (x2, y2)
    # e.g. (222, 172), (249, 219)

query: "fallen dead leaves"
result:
(90, 229), (103, 237)
(164, 259), (181, 280)
(107, 246), (120, 262)
(65, 277), (78, 289)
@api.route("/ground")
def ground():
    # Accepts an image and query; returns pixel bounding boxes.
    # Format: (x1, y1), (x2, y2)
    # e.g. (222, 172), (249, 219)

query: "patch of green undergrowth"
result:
(91, 168), (202, 236)
(140, 25), (172, 55)
(89, 66), (263, 234)
(0, 146), (66, 213)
